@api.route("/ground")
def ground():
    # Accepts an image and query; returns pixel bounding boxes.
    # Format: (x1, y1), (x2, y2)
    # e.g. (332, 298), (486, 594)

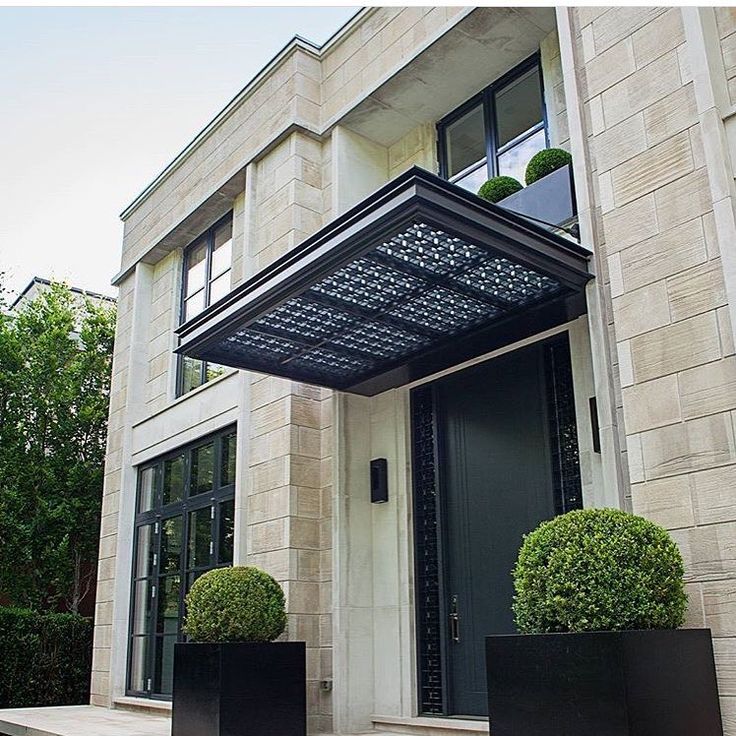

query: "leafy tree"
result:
(0, 279), (115, 612)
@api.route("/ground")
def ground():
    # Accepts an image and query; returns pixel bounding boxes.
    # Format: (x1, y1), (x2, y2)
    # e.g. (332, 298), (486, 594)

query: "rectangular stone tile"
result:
(721, 695), (736, 735)
(251, 456), (289, 494)
(692, 464), (736, 525)
(626, 431), (645, 483)
(291, 455), (321, 489)
(592, 6), (665, 54)
(667, 260), (727, 322)
(675, 521), (736, 581)
(249, 518), (287, 553)
(602, 193), (659, 252)
(631, 312), (721, 382)
(620, 218), (707, 291)
(679, 357), (736, 420)
(683, 582), (706, 628)
(612, 280), (671, 340)
(704, 580), (736, 636)
(654, 167), (713, 232)
(630, 474), (693, 529)
(632, 7), (684, 68)
(576, 6), (608, 28)
(283, 580), (320, 614)
(248, 485), (290, 524)
(295, 485), (321, 519)
(611, 130), (694, 207)
(622, 374), (680, 433)
(586, 37), (636, 98)
(640, 413), (736, 479)
(601, 49), (681, 127)
(593, 113), (647, 173)
(290, 517), (321, 550)
(248, 548), (291, 580)
(723, 31), (736, 80)
(717, 8), (736, 38)
(711, 638), (736, 694)
(251, 397), (290, 437)
(720, 307), (736, 357)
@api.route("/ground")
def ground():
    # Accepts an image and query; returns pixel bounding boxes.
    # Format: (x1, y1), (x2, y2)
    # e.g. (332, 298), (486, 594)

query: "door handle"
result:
(450, 594), (460, 643)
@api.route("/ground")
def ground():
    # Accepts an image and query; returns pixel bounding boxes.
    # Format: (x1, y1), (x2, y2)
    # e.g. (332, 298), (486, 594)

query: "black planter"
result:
(498, 163), (576, 227)
(486, 629), (722, 736)
(172, 641), (306, 736)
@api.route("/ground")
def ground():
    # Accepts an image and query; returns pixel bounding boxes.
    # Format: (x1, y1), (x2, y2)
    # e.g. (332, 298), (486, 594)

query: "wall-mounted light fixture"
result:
(370, 458), (388, 504)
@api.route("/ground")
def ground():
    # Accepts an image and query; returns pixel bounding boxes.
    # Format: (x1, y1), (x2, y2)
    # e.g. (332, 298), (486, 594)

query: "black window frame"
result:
(437, 53), (548, 187)
(126, 425), (237, 700)
(176, 211), (234, 396)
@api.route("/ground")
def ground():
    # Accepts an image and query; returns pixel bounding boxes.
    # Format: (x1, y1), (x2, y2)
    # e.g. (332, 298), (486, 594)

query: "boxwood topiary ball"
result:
(477, 176), (523, 204)
(512, 508), (687, 634)
(184, 566), (287, 643)
(524, 147), (572, 185)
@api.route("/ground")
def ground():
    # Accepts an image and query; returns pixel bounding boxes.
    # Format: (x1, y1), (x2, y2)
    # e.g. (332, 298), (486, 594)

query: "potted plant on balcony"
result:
(524, 147), (572, 185)
(476, 149), (576, 227)
(486, 508), (723, 736)
(172, 566), (305, 736)
(477, 176), (523, 203)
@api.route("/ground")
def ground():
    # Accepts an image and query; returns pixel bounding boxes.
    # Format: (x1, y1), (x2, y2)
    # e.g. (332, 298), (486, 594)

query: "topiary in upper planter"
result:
(173, 566), (305, 736)
(525, 147), (572, 185)
(486, 509), (722, 736)
(477, 176), (523, 204)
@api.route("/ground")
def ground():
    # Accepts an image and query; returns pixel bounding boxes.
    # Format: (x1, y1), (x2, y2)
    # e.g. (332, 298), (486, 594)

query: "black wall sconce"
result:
(370, 458), (388, 504)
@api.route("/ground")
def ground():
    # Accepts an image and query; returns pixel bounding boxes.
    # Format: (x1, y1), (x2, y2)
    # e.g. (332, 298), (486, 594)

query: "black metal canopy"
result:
(176, 167), (593, 396)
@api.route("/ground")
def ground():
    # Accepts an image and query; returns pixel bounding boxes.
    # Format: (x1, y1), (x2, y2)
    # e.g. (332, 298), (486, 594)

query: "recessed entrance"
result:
(412, 333), (583, 717)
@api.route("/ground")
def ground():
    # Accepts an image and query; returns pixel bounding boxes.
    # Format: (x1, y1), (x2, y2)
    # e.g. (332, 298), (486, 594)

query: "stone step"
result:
(372, 715), (489, 736)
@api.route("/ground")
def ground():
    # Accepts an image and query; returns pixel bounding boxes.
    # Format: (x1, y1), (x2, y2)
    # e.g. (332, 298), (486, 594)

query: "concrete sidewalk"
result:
(0, 705), (171, 736)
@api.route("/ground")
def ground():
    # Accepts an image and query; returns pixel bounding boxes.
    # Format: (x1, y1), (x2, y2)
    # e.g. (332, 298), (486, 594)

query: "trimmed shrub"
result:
(524, 147), (572, 185)
(477, 176), (523, 204)
(0, 607), (93, 708)
(184, 566), (287, 643)
(512, 508), (687, 634)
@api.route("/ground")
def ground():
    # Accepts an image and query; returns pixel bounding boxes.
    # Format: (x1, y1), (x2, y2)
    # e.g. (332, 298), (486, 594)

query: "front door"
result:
(412, 334), (583, 717)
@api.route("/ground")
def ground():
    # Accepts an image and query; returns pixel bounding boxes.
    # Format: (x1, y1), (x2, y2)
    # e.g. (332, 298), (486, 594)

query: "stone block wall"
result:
(569, 6), (736, 728)
(90, 273), (136, 706)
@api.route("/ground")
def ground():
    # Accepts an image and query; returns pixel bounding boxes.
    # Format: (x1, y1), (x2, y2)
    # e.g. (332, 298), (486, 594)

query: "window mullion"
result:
(486, 88), (498, 178)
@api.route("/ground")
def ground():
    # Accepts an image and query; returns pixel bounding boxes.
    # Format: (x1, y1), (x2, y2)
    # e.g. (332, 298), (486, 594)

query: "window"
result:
(438, 55), (547, 193)
(178, 213), (233, 395)
(127, 427), (237, 699)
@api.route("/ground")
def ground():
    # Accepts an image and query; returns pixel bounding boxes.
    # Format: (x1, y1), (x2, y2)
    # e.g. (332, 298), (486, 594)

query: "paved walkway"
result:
(0, 706), (171, 736)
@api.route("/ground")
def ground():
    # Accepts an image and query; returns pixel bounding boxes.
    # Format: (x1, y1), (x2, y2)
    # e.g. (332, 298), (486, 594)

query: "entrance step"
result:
(113, 696), (172, 718)
(373, 715), (489, 736)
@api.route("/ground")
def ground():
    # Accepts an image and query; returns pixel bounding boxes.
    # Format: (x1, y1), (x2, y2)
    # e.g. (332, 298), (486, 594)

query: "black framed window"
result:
(178, 213), (233, 395)
(127, 427), (237, 699)
(438, 54), (548, 193)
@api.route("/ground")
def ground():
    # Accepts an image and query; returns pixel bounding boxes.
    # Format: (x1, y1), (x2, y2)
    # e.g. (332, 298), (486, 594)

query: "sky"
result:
(0, 6), (358, 300)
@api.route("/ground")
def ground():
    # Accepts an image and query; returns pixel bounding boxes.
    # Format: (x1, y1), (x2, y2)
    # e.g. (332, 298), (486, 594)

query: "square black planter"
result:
(498, 163), (576, 227)
(486, 629), (722, 736)
(172, 641), (306, 736)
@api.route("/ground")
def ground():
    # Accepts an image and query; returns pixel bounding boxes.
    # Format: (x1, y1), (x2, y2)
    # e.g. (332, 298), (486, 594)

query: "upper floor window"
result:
(178, 213), (233, 395)
(438, 55), (547, 194)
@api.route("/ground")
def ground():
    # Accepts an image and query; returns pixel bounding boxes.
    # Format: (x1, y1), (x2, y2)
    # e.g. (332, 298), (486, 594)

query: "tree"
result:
(0, 279), (115, 613)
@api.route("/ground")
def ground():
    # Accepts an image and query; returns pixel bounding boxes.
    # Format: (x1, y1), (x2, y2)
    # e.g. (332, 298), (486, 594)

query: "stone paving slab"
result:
(0, 706), (170, 736)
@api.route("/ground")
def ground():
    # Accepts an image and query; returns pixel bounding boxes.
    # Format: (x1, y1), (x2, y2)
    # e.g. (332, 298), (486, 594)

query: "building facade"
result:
(92, 7), (736, 734)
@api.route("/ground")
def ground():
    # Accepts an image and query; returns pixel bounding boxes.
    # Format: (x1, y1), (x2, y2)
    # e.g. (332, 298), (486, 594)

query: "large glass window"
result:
(127, 427), (237, 699)
(438, 55), (547, 193)
(178, 214), (233, 395)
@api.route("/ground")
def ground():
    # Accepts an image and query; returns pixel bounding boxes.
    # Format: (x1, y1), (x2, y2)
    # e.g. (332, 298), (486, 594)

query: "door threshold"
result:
(373, 714), (489, 735)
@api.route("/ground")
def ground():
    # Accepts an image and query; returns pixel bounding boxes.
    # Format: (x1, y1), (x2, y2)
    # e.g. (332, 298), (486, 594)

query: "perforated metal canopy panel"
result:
(177, 168), (593, 395)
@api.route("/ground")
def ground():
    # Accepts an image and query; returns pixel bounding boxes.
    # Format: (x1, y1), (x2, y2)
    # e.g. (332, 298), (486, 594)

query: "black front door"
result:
(412, 335), (583, 717)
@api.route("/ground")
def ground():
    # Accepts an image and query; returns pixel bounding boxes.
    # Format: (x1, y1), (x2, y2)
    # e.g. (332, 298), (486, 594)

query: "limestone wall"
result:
(567, 6), (736, 728)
